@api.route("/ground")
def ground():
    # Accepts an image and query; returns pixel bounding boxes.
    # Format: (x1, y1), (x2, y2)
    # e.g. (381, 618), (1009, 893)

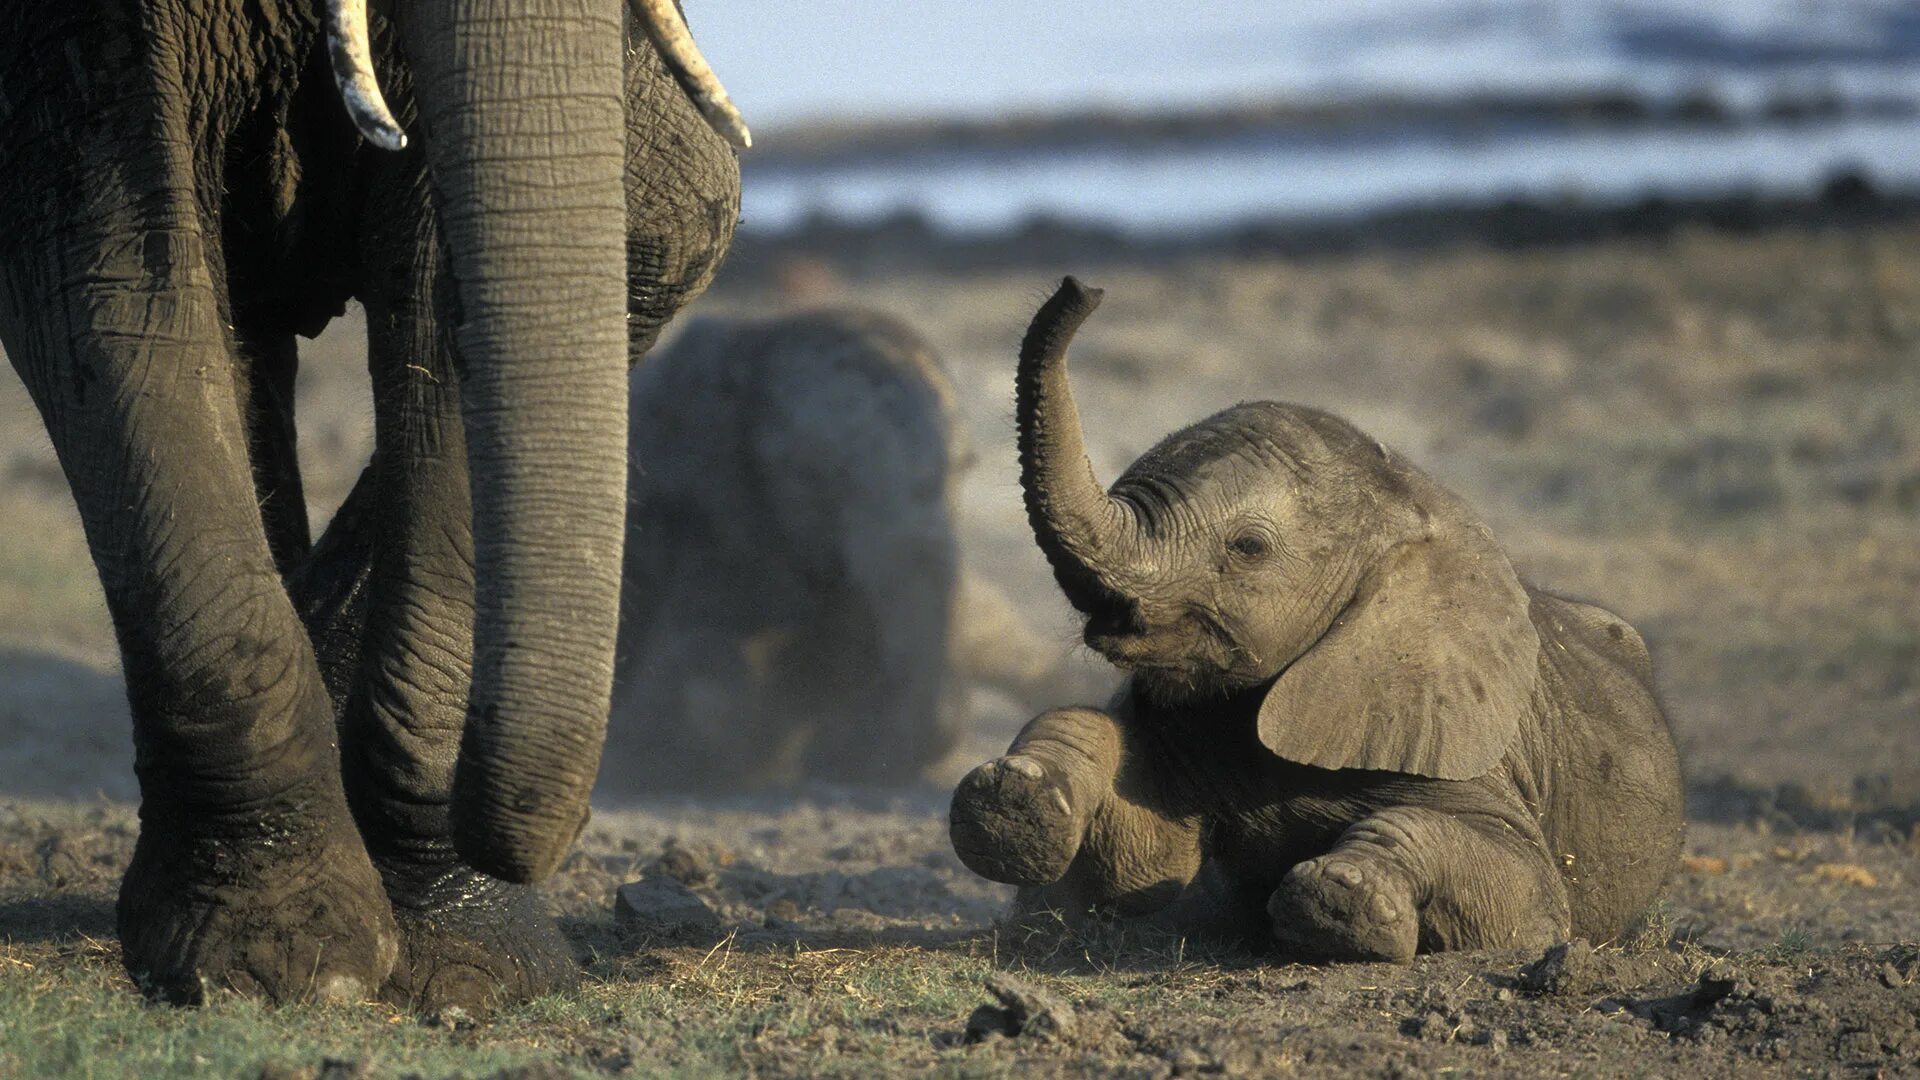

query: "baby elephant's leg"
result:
(1268, 807), (1568, 963)
(950, 707), (1199, 916)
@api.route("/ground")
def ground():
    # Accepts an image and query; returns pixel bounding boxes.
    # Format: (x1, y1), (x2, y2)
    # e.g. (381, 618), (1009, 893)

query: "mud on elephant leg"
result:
(302, 465), (574, 1012)
(951, 707), (1201, 921)
(1268, 805), (1568, 963)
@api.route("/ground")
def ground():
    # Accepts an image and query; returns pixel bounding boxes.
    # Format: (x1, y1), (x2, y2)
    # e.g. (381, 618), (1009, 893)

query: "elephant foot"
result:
(377, 858), (577, 1013)
(1268, 852), (1420, 964)
(949, 754), (1083, 886)
(117, 811), (398, 1004)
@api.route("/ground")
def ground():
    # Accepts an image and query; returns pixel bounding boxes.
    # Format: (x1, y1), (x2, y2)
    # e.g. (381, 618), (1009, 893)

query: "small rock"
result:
(1648, 968), (1756, 1033)
(828, 907), (892, 933)
(1688, 970), (1739, 1011)
(1466, 1025), (1508, 1050)
(1810, 862), (1878, 888)
(1680, 855), (1728, 875)
(963, 1004), (1017, 1042)
(963, 974), (1076, 1043)
(1518, 939), (1594, 996)
(1162, 1044), (1213, 1072)
(652, 838), (715, 886)
(422, 1004), (474, 1031)
(584, 1035), (643, 1074)
(614, 875), (720, 935)
(1401, 1009), (1461, 1043)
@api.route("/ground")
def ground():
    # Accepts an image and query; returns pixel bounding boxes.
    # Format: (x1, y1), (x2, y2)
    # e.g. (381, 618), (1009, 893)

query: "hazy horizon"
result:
(700, 1), (1920, 234)
(693, 0), (1920, 130)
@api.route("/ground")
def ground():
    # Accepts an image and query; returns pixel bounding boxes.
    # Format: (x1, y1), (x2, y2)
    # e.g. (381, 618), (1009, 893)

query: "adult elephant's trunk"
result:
(397, 0), (631, 883)
(1015, 278), (1144, 607)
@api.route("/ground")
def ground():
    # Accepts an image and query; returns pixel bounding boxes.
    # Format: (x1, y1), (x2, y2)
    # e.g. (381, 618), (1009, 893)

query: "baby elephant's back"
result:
(609, 310), (968, 792)
(625, 309), (966, 604)
(1526, 590), (1685, 943)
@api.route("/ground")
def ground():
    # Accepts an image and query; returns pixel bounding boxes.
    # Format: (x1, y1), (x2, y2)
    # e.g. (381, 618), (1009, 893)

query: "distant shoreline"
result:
(742, 89), (1920, 174)
(725, 173), (1920, 282)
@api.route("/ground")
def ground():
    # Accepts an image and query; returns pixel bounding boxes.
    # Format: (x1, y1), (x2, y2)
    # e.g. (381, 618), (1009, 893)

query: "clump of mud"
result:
(1618, 953), (1920, 1062)
(961, 974), (1117, 1046)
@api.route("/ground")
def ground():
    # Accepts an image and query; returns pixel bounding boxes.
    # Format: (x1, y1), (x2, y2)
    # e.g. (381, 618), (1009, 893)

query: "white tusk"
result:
(325, 0), (407, 151)
(629, 0), (752, 150)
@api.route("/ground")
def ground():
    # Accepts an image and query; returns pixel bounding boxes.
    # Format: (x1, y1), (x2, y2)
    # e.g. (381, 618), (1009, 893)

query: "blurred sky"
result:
(691, 0), (1920, 127)
(691, 1), (1920, 232)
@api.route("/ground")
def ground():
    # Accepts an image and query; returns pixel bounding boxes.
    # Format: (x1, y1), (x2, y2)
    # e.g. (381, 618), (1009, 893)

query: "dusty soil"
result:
(3, 796), (1915, 1077)
(1, 216), (1916, 1076)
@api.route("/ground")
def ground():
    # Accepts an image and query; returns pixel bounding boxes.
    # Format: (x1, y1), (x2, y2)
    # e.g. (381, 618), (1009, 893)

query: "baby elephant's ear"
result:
(1257, 529), (1539, 780)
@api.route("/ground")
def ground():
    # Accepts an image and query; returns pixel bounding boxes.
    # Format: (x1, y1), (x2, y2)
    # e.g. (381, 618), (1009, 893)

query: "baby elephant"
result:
(604, 309), (967, 793)
(950, 278), (1684, 962)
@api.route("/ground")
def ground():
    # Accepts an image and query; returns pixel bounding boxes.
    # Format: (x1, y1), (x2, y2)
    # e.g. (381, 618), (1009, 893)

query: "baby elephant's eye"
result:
(1228, 532), (1270, 559)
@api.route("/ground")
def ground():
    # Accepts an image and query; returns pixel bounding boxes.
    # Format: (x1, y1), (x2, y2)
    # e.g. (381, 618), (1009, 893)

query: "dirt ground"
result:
(0, 217), (1916, 1076)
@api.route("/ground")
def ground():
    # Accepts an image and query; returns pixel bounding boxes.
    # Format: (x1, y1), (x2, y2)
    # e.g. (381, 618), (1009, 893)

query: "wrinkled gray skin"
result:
(0, 0), (737, 1007)
(605, 311), (970, 792)
(950, 279), (1684, 962)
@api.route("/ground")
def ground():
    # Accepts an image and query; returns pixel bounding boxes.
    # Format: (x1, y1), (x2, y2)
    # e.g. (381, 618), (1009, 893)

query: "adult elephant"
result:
(0, 0), (743, 1009)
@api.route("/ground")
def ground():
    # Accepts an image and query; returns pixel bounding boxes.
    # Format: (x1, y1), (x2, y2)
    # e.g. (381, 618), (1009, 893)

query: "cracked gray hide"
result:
(0, 0), (737, 1007)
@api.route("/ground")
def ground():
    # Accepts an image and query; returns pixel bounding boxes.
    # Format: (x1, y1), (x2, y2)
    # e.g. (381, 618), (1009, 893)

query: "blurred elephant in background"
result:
(603, 311), (1079, 794)
(0, 0), (741, 1008)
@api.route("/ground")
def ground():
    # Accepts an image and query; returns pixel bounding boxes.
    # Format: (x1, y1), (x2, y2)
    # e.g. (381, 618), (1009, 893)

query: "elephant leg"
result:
(1267, 805), (1568, 963)
(235, 328), (312, 580)
(950, 707), (1201, 920)
(0, 151), (395, 1000)
(289, 462), (379, 713)
(806, 537), (963, 785)
(339, 157), (573, 1013)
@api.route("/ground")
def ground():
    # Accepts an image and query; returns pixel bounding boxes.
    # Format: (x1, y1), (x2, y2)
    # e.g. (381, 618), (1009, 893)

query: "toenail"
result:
(1005, 757), (1043, 779)
(1329, 863), (1362, 887)
(1051, 791), (1071, 815)
(1370, 894), (1399, 921)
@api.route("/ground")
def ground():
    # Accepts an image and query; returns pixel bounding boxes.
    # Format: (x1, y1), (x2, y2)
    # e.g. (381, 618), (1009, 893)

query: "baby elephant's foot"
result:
(1268, 853), (1419, 964)
(949, 755), (1082, 886)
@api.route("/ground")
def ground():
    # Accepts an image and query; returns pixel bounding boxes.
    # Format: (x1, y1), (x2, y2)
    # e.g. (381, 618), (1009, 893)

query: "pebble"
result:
(614, 874), (721, 934)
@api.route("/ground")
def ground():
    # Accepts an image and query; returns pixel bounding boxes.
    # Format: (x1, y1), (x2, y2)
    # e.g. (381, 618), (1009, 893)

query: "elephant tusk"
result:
(325, 0), (408, 152)
(628, 0), (752, 150)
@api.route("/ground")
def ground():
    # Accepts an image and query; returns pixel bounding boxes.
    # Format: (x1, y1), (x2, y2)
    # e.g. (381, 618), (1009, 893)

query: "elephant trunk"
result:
(1015, 277), (1143, 607)
(398, 0), (631, 883)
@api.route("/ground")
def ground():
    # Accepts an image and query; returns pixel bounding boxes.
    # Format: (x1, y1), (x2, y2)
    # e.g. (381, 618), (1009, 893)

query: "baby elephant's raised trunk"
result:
(1015, 277), (1143, 607)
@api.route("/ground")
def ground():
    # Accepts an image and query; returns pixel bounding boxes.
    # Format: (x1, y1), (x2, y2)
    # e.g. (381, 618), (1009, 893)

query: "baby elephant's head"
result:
(1017, 279), (1540, 778)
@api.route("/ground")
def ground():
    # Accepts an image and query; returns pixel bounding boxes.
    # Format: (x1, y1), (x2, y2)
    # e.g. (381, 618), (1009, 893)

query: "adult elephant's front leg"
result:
(336, 160), (574, 1013)
(0, 162), (396, 1001)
